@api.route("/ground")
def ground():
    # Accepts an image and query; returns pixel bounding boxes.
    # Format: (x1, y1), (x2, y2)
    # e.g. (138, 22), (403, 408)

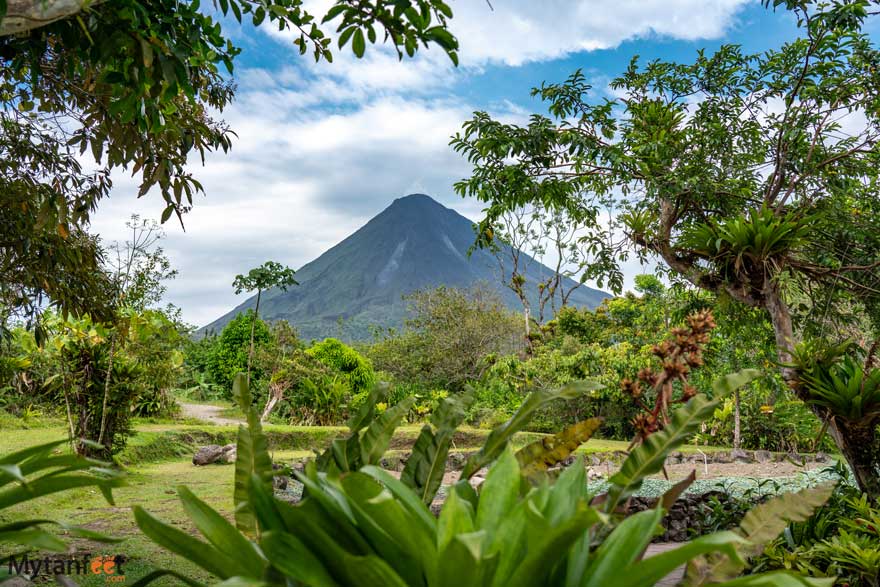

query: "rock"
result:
(446, 452), (468, 470)
(218, 444), (236, 463)
(193, 444), (234, 466)
(272, 462), (289, 490)
(787, 452), (806, 465)
(731, 449), (752, 463)
(754, 450), (773, 463)
(814, 451), (829, 463)
(587, 467), (604, 480)
(713, 451), (734, 464)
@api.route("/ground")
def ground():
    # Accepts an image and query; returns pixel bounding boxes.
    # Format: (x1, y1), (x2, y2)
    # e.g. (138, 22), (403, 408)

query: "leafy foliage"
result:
(307, 338), (376, 395)
(0, 0), (458, 328)
(133, 367), (832, 587)
(0, 440), (122, 580)
(451, 0), (880, 493)
(208, 311), (271, 394)
(753, 464), (880, 587)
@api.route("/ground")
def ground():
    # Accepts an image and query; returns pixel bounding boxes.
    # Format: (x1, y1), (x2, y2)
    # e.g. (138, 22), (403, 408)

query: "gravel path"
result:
(180, 402), (243, 426)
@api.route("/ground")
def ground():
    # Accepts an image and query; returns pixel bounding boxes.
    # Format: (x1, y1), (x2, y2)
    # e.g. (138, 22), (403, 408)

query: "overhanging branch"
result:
(1, 0), (106, 36)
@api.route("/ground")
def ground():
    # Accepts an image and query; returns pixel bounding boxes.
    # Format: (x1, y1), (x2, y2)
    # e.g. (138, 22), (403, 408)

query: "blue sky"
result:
(91, 0), (817, 327)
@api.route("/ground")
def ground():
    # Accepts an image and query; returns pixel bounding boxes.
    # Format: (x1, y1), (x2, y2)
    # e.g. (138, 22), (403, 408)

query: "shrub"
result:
(306, 338), (375, 394)
(753, 464), (880, 587)
(208, 310), (271, 395)
(135, 372), (835, 587)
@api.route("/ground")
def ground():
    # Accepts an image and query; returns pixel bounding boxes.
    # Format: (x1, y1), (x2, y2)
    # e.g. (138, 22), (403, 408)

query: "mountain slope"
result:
(201, 194), (609, 340)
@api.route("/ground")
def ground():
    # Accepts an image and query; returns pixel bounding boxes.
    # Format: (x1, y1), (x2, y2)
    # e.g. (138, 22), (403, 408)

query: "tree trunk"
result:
(733, 389), (741, 450)
(826, 418), (880, 496)
(764, 282), (880, 496)
(97, 332), (116, 448)
(247, 289), (261, 386)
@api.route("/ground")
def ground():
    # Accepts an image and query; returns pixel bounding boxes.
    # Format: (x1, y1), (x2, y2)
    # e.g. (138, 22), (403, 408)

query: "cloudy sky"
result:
(90, 0), (807, 327)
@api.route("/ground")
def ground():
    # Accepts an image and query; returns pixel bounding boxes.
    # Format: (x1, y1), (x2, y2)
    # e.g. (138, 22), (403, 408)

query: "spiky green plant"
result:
(132, 371), (833, 587)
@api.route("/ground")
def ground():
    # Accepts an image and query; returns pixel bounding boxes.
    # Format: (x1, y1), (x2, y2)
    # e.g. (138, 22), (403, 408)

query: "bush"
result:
(208, 310), (271, 395)
(367, 285), (523, 391)
(306, 338), (375, 394)
(753, 464), (880, 586)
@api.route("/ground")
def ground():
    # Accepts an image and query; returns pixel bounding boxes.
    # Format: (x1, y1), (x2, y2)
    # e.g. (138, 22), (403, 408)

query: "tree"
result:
(0, 0), (458, 325)
(452, 3), (880, 492)
(209, 310), (271, 394)
(233, 261), (297, 384)
(490, 202), (618, 342)
(368, 285), (523, 390)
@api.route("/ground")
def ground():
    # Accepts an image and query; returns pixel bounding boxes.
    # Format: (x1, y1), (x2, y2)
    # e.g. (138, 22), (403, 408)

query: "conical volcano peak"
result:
(384, 193), (450, 215)
(201, 194), (609, 341)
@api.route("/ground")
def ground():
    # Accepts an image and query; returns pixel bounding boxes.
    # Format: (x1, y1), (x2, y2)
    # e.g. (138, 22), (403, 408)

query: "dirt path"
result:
(180, 402), (243, 426)
(646, 543), (686, 586)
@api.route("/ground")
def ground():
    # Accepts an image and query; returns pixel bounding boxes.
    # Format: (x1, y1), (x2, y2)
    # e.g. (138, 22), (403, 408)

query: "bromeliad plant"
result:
(135, 362), (836, 586)
(790, 340), (880, 495)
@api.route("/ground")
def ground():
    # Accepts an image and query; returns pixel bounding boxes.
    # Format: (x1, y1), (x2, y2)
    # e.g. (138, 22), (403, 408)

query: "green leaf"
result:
(507, 505), (601, 587)
(177, 486), (264, 578)
(352, 28), (366, 57)
(476, 448), (520, 532)
(437, 487), (475, 552)
(347, 382), (389, 432)
(516, 417), (602, 480)
(605, 393), (717, 512)
(133, 506), (242, 579)
(260, 531), (339, 587)
(339, 473), (436, 585)
(581, 508), (664, 587)
(360, 396), (415, 465)
(462, 380), (603, 479)
(617, 532), (748, 587)
(232, 375), (273, 535)
(401, 388), (474, 504)
(360, 465), (436, 535)
(712, 368), (762, 397)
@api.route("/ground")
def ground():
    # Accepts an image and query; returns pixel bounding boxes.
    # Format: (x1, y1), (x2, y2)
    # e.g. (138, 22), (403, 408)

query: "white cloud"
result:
(91, 90), (494, 326)
(451, 0), (750, 66)
(91, 1), (752, 326)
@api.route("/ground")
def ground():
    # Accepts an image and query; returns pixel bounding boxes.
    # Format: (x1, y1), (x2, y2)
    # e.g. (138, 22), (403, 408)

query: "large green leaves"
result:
(232, 374), (273, 535)
(605, 393), (717, 511)
(401, 388), (475, 504)
(515, 417), (602, 481)
(684, 484), (835, 585)
(461, 380), (603, 479)
(0, 438), (122, 563)
(316, 384), (414, 474)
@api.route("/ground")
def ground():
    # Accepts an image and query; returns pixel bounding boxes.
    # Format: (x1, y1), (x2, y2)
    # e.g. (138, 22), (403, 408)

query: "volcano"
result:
(201, 194), (609, 341)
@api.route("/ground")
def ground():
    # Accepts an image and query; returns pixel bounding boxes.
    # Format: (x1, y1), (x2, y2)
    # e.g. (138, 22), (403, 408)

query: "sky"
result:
(90, 0), (809, 328)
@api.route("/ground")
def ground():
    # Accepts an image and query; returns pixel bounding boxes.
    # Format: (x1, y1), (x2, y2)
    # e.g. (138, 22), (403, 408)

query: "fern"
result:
(684, 483), (835, 585)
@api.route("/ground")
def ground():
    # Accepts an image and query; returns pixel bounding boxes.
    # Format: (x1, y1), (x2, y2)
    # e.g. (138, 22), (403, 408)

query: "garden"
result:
(2, 0), (880, 586)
